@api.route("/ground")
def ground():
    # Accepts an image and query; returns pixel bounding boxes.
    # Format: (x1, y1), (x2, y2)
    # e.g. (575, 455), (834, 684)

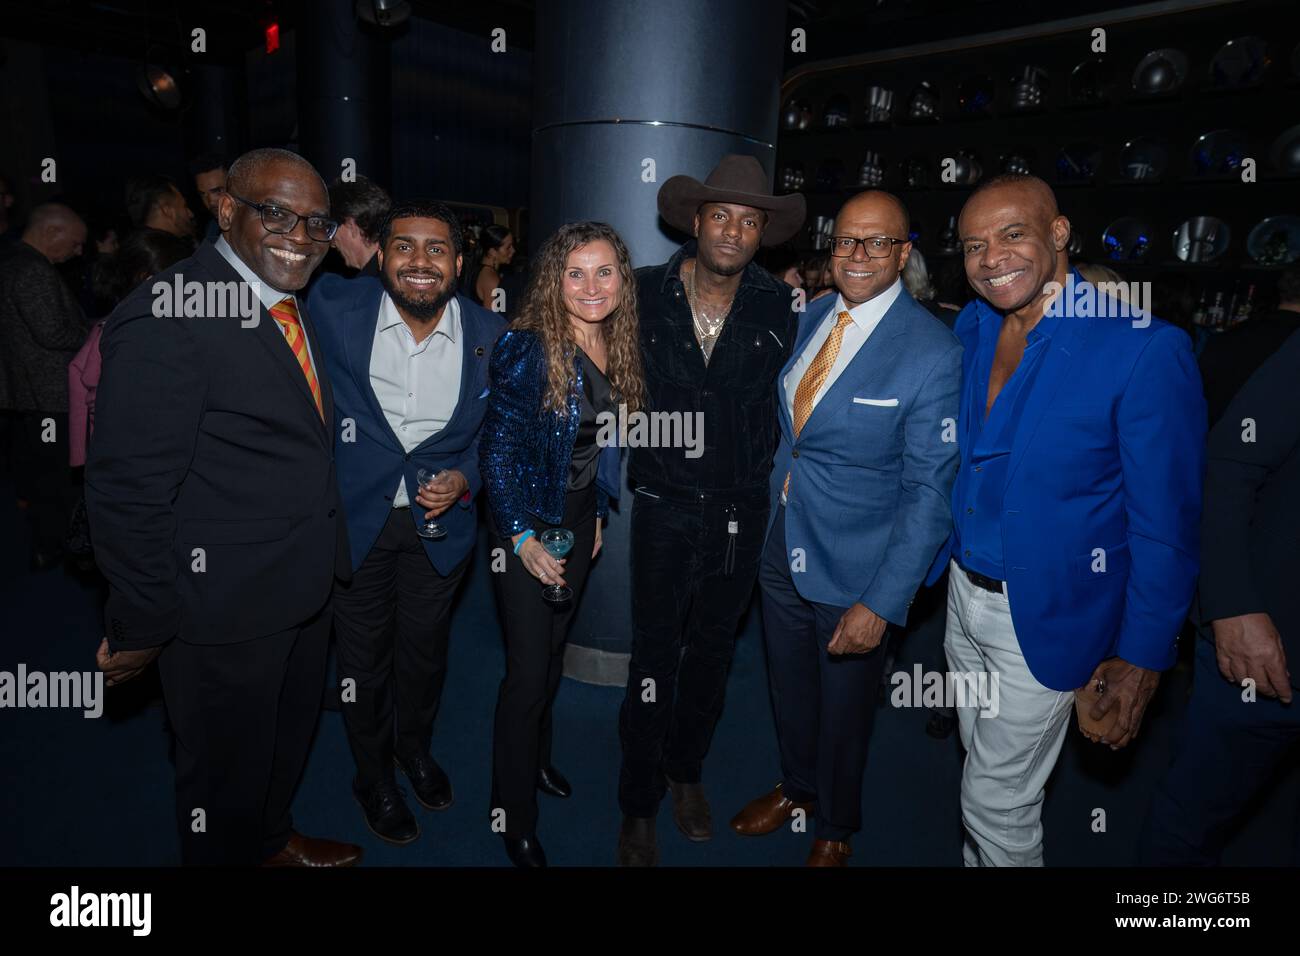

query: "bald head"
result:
(22, 202), (87, 264)
(829, 190), (912, 308)
(958, 174), (1070, 316)
(226, 148), (327, 200)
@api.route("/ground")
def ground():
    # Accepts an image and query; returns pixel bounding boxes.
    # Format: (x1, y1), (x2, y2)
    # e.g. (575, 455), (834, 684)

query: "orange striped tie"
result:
(269, 296), (324, 421)
(784, 310), (854, 496)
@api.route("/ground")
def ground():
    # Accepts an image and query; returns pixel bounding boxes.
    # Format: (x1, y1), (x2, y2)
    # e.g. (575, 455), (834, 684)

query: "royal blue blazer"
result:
(768, 287), (963, 626)
(307, 275), (506, 574)
(925, 275), (1206, 691)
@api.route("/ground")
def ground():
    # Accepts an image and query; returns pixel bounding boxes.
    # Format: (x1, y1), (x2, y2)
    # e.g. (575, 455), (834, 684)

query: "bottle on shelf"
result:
(1191, 290), (1209, 326)
(1206, 291), (1226, 328)
(1232, 284), (1255, 325)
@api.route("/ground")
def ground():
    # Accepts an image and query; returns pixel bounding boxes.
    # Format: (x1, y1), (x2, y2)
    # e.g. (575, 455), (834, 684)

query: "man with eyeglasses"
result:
(732, 190), (961, 866)
(87, 147), (363, 867)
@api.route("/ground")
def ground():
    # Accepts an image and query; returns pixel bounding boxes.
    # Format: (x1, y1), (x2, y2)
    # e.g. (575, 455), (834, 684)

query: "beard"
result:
(695, 239), (750, 278)
(382, 268), (457, 320)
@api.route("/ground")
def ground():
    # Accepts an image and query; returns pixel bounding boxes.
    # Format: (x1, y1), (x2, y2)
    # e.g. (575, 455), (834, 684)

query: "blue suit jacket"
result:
(307, 275), (506, 574)
(767, 286), (963, 625)
(925, 275), (1206, 691)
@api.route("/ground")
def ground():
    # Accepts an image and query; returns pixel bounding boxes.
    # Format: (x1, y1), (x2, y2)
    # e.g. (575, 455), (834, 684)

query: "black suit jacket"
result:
(87, 241), (350, 652)
(1198, 326), (1300, 681)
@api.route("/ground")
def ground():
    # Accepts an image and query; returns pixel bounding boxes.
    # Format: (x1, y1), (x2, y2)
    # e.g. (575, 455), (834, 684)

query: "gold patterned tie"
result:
(269, 296), (324, 421)
(785, 310), (854, 496)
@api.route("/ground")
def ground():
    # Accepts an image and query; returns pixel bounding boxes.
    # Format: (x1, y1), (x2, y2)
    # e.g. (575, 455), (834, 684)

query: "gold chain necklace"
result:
(686, 261), (734, 352)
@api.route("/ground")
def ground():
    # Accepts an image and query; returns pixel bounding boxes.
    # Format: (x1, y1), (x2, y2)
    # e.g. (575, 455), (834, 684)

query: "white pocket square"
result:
(853, 397), (898, 406)
(478, 387), (490, 399)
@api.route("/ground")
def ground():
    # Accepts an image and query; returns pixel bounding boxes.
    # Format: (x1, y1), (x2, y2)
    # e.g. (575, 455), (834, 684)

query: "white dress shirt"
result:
(783, 277), (902, 426)
(370, 292), (462, 507)
(213, 236), (320, 378)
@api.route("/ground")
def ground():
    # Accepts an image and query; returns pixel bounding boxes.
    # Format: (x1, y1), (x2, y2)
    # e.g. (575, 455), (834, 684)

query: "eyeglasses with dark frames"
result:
(828, 235), (908, 258)
(229, 193), (339, 242)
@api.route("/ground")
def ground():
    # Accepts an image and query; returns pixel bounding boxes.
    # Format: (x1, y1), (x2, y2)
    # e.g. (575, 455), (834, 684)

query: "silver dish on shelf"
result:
(1209, 36), (1270, 89)
(1247, 215), (1300, 265)
(1131, 48), (1188, 96)
(1173, 217), (1231, 263)
(1119, 138), (1168, 181)
(1069, 57), (1111, 104)
(1101, 217), (1154, 261)
(1188, 129), (1251, 177)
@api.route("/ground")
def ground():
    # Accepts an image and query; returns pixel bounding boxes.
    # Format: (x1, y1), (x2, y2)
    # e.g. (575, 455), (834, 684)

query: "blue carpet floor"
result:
(2, 485), (1295, 867)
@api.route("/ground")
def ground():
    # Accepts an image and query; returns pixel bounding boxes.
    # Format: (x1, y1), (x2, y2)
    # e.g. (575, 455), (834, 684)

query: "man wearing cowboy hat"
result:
(616, 153), (806, 866)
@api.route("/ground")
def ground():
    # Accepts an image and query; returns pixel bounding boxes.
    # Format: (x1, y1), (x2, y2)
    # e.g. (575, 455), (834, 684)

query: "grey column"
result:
(295, 0), (392, 189)
(531, 0), (787, 684)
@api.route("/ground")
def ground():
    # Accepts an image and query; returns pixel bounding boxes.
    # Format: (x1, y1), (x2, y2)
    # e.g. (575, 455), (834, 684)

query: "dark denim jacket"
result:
(480, 328), (618, 535)
(628, 240), (798, 498)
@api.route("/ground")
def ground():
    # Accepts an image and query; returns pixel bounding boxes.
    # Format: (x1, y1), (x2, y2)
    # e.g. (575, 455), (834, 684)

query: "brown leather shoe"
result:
(806, 839), (851, 867)
(730, 783), (814, 836)
(262, 831), (363, 867)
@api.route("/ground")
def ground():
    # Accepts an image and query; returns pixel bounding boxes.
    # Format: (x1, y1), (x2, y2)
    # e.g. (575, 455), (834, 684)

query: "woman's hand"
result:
(592, 521), (603, 559)
(512, 532), (567, 588)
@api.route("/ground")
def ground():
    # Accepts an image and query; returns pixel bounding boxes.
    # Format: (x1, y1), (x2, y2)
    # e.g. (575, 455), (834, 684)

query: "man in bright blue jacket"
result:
(308, 200), (504, 846)
(928, 174), (1204, 866)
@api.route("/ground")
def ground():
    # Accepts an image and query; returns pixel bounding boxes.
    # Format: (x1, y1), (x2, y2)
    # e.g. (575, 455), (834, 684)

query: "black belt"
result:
(959, 563), (1004, 594)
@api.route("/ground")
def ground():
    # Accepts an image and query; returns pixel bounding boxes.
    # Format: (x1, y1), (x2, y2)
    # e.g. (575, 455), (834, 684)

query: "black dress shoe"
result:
(503, 833), (548, 868)
(666, 776), (712, 841)
(536, 765), (572, 798)
(352, 778), (419, 846)
(395, 753), (453, 810)
(926, 710), (956, 739)
(616, 816), (658, 867)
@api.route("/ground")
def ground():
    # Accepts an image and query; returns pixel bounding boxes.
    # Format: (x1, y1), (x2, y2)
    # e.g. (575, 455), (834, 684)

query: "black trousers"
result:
(333, 507), (470, 789)
(13, 410), (72, 555)
(490, 482), (597, 837)
(157, 602), (331, 865)
(758, 504), (891, 842)
(618, 487), (768, 817)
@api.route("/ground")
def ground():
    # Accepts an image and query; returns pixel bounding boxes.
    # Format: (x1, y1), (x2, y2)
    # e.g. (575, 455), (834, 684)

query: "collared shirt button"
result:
(964, 549), (972, 557)
(966, 507), (974, 514)
(974, 465), (983, 472)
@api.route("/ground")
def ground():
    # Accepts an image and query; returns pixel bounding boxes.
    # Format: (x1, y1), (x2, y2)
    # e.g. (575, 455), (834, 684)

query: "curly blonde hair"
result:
(512, 221), (645, 415)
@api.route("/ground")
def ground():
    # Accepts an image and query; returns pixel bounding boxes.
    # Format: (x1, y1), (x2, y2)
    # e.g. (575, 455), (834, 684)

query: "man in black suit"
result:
(87, 147), (362, 867)
(1140, 324), (1300, 864)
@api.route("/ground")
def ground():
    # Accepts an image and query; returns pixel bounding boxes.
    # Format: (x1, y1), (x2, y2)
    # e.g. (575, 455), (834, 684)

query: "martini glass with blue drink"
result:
(415, 468), (449, 540)
(539, 528), (575, 604)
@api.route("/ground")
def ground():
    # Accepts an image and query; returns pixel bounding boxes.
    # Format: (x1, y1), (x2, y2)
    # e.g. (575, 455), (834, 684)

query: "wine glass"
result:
(415, 468), (449, 540)
(539, 528), (575, 604)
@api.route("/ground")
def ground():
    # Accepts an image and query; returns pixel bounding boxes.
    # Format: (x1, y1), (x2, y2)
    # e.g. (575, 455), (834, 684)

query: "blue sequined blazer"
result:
(480, 328), (619, 536)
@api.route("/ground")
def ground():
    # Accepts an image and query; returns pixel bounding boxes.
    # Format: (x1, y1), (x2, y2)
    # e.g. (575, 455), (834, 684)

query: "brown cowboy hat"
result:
(657, 154), (807, 247)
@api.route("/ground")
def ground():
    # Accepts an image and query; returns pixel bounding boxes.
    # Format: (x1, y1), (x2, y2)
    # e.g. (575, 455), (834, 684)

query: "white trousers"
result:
(943, 560), (1074, 866)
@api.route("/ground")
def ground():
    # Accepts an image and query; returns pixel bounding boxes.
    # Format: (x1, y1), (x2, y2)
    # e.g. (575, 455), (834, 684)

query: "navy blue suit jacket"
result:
(308, 275), (506, 574)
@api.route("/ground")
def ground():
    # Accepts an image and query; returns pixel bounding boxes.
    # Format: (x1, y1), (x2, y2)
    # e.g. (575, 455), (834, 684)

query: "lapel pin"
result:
(475, 346), (485, 356)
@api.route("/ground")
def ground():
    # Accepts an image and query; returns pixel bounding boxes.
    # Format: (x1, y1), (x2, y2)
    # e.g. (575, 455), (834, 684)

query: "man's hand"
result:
(1212, 613), (1291, 703)
(828, 603), (887, 655)
(95, 638), (162, 687)
(1086, 658), (1160, 749)
(415, 469), (468, 518)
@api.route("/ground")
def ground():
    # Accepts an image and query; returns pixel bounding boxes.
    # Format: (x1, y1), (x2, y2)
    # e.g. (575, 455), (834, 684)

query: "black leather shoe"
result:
(352, 778), (419, 846)
(616, 815), (659, 867)
(503, 833), (547, 868)
(926, 710), (956, 739)
(666, 776), (712, 841)
(536, 765), (572, 798)
(395, 753), (453, 811)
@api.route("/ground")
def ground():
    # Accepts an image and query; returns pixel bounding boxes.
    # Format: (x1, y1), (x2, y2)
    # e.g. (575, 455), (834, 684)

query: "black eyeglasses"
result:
(229, 193), (338, 241)
(829, 235), (907, 258)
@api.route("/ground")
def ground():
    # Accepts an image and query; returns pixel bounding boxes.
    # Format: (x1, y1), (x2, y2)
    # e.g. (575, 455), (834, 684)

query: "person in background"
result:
(903, 246), (958, 328)
(189, 154), (228, 243)
(124, 175), (196, 241)
(0, 202), (89, 570)
(464, 224), (516, 308)
(762, 243), (804, 289)
(328, 175), (391, 277)
(801, 254), (830, 296)
(1198, 263), (1300, 429)
(1075, 262), (1128, 299)
(70, 228), (194, 469)
(1139, 320), (1300, 865)
(480, 220), (643, 867)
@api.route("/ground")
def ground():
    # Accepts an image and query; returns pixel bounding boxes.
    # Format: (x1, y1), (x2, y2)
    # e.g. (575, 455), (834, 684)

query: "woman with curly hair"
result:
(480, 220), (645, 866)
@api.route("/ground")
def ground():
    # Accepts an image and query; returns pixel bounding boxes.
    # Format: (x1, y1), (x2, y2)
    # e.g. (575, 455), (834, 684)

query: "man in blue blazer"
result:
(308, 200), (505, 845)
(731, 191), (962, 866)
(929, 174), (1204, 866)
